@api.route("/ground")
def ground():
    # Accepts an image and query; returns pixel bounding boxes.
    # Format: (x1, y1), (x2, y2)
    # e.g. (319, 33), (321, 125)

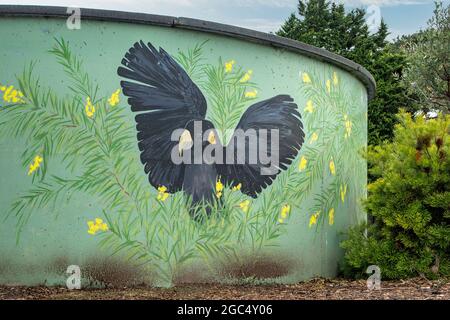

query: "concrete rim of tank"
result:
(0, 4), (376, 100)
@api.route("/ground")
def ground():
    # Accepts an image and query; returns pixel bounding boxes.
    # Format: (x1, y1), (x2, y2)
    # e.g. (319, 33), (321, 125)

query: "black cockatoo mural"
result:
(118, 41), (304, 215)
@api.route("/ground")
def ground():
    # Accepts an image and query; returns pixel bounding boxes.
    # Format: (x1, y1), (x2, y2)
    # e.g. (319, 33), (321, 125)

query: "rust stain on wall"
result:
(218, 254), (297, 280)
(83, 257), (153, 288)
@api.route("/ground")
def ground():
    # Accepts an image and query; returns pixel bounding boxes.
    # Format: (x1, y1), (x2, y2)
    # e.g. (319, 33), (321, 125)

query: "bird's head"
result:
(178, 120), (219, 156)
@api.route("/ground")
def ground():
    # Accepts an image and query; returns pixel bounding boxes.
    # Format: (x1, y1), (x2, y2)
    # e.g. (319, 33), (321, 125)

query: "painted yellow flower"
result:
(329, 157), (336, 176)
(232, 183), (242, 191)
(240, 70), (253, 83)
(304, 100), (314, 113)
(309, 212), (320, 228)
(245, 89), (258, 98)
(326, 79), (331, 93)
(225, 60), (235, 73)
(280, 204), (291, 219)
(108, 89), (120, 107)
(344, 115), (352, 139)
(239, 200), (250, 213)
(302, 73), (311, 83)
(1, 84), (25, 103)
(216, 180), (224, 192)
(95, 218), (109, 232)
(157, 185), (169, 201)
(87, 221), (98, 235)
(99, 223), (109, 231)
(328, 208), (335, 226)
(333, 72), (339, 86)
(87, 218), (108, 235)
(298, 156), (307, 172)
(216, 179), (224, 199)
(27, 155), (43, 176)
(85, 97), (96, 118)
(157, 193), (169, 201)
(340, 184), (347, 203)
(310, 132), (319, 144)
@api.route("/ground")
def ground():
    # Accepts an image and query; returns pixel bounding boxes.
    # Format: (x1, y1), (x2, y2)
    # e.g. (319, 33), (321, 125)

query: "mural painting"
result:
(0, 34), (367, 286)
(117, 41), (304, 218)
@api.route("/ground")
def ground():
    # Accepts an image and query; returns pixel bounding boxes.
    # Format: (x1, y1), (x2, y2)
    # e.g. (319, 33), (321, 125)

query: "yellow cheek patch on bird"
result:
(207, 131), (217, 145)
(178, 129), (193, 155)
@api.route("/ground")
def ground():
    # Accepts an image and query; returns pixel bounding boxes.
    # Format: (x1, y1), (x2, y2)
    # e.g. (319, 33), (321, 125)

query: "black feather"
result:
(218, 95), (304, 198)
(117, 41), (207, 192)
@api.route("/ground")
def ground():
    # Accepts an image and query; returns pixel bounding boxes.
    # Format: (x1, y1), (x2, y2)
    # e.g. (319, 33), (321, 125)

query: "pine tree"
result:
(277, 13), (300, 38)
(342, 112), (450, 279)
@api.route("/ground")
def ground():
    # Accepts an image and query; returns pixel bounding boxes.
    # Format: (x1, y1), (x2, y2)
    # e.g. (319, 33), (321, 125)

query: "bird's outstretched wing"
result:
(118, 41), (207, 192)
(218, 95), (304, 198)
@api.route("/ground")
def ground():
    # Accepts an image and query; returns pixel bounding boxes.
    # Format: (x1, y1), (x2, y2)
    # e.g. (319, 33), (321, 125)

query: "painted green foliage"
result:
(0, 38), (366, 285)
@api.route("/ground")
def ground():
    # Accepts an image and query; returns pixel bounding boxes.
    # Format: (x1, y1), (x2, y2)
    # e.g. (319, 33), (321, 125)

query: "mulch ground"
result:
(1, 278), (449, 300)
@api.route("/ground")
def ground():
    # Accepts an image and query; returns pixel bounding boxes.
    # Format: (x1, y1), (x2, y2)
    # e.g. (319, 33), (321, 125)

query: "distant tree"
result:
(368, 48), (410, 145)
(277, 0), (411, 145)
(396, 1), (450, 114)
(277, 13), (300, 38)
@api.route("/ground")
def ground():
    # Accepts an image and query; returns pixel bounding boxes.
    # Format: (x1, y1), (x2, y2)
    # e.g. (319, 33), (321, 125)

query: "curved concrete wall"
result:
(0, 6), (373, 287)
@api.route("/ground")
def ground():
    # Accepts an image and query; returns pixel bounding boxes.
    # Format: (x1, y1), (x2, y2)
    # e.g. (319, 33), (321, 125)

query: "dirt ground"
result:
(1, 278), (449, 300)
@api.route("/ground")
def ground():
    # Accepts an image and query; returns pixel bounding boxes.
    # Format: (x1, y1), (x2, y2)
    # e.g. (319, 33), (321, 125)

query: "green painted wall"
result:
(0, 16), (368, 287)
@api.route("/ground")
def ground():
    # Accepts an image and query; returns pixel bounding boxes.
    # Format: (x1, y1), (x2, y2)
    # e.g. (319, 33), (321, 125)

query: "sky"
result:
(0, 0), (448, 40)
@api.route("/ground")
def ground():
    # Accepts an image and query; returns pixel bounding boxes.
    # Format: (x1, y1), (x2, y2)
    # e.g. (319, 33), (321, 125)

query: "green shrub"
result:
(341, 111), (450, 279)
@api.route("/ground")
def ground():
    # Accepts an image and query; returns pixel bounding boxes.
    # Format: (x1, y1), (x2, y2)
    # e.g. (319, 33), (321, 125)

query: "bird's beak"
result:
(207, 131), (217, 145)
(179, 129), (193, 156)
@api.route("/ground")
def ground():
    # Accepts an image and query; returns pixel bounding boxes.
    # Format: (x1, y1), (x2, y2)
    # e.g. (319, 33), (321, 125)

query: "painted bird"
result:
(118, 41), (304, 217)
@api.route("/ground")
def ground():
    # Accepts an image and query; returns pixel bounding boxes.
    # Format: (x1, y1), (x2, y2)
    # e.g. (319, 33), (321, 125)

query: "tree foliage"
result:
(396, 1), (450, 114)
(341, 111), (450, 279)
(277, 0), (411, 145)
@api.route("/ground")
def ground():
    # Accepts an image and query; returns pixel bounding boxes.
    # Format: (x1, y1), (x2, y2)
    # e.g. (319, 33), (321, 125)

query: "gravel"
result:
(1, 278), (449, 300)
